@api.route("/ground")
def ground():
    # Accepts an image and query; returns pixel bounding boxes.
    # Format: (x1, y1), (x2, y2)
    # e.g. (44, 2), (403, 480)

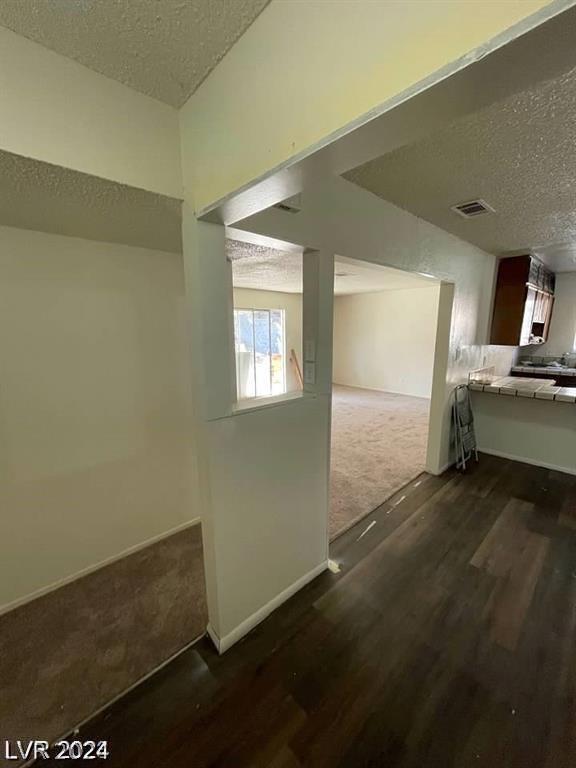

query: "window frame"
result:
(233, 306), (286, 401)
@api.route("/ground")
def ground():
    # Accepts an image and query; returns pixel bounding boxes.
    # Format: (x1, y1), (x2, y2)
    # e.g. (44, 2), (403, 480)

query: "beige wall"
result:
(472, 392), (576, 475)
(233, 288), (302, 393)
(333, 286), (440, 398)
(180, 0), (557, 212)
(0, 226), (198, 610)
(534, 272), (576, 356)
(0, 27), (181, 197)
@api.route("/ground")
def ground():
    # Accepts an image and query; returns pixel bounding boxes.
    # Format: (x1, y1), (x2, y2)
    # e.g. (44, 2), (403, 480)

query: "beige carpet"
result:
(330, 385), (430, 540)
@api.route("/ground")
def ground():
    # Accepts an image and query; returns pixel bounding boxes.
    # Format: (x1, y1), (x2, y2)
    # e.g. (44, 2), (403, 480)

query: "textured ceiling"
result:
(228, 240), (437, 295)
(0, 0), (270, 107)
(228, 239), (303, 293)
(344, 54), (576, 271)
(0, 150), (182, 252)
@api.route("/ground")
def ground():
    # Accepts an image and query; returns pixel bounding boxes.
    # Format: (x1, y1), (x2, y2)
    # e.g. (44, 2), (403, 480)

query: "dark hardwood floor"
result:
(46, 455), (576, 767)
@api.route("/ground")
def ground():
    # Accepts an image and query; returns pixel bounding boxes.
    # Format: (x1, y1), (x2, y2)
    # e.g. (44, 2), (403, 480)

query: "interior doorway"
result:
(226, 234), (445, 542)
(329, 256), (442, 540)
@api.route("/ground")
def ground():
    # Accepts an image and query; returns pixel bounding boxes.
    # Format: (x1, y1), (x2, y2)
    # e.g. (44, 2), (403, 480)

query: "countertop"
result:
(469, 375), (576, 403)
(512, 365), (576, 376)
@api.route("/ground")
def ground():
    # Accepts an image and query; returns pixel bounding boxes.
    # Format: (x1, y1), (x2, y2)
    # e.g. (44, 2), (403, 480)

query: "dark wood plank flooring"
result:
(44, 455), (576, 767)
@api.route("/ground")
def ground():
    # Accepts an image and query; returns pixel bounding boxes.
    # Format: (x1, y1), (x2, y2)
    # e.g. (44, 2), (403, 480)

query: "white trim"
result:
(231, 390), (315, 417)
(199, 0), (575, 222)
(477, 447), (576, 477)
(207, 560), (329, 654)
(206, 622), (222, 652)
(332, 381), (431, 401)
(0, 517), (202, 617)
(430, 459), (455, 476)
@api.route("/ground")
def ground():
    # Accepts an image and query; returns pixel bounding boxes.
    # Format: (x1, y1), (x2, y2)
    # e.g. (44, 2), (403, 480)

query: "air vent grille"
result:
(451, 199), (495, 218)
(273, 194), (302, 215)
(273, 202), (299, 213)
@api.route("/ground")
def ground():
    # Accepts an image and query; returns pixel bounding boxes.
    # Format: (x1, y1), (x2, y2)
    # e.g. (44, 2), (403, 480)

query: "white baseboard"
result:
(206, 622), (221, 652)
(332, 381), (430, 401)
(429, 459), (455, 476)
(0, 517), (202, 617)
(207, 560), (329, 654)
(478, 447), (576, 477)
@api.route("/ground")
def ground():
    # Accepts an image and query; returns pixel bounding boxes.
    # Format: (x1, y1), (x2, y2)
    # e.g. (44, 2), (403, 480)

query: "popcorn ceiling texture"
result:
(0, 150), (182, 252)
(0, 0), (270, 107)
(228, 239), (304, 294)
(226, 238), (284, 263)
(345, 61), (576, 265)
(227, 238), (436, 295)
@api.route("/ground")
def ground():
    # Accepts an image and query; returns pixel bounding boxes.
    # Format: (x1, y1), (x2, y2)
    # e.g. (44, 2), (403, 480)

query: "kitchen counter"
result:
(469, 375), (576, 403)
(512, 364), (576, 375)
(469, 378), (576, 475)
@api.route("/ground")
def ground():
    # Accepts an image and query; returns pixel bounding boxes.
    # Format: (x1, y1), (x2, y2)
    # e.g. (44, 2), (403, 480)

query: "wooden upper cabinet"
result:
(490, 255), (555, 346)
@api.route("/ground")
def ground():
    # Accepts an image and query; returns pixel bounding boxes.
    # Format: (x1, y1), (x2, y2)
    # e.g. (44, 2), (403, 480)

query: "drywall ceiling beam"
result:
(181, 0), (574, 223)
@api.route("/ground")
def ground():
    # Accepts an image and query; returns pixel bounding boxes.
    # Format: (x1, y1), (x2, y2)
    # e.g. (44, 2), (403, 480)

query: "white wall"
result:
(183, 213), (333, 648)
(333, 286), (440, 398)
(472, 392), (576, 475)
(0, 226), (198, 609)
(180, 0), (556, 212)
(0, 27), (181, 198)
(233, 288), (302, 393)
(534, 271), (576, 356)
(204, 395), (330, 644)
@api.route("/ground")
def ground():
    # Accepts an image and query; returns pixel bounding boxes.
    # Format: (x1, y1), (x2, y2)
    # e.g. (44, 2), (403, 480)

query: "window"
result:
(234, 309), (286, 400)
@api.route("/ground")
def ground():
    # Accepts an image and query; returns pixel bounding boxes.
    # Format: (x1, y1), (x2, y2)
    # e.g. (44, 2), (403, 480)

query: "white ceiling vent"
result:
(451, 199), (495, 218)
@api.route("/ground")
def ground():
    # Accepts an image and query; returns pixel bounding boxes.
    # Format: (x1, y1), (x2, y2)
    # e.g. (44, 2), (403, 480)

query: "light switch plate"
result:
(304, 362), (316, 385)
(304, 339), (316, 362)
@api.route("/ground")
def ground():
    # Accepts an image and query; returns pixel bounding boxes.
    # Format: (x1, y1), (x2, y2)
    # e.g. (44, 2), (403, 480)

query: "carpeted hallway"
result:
(330, 384), (430, 540)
